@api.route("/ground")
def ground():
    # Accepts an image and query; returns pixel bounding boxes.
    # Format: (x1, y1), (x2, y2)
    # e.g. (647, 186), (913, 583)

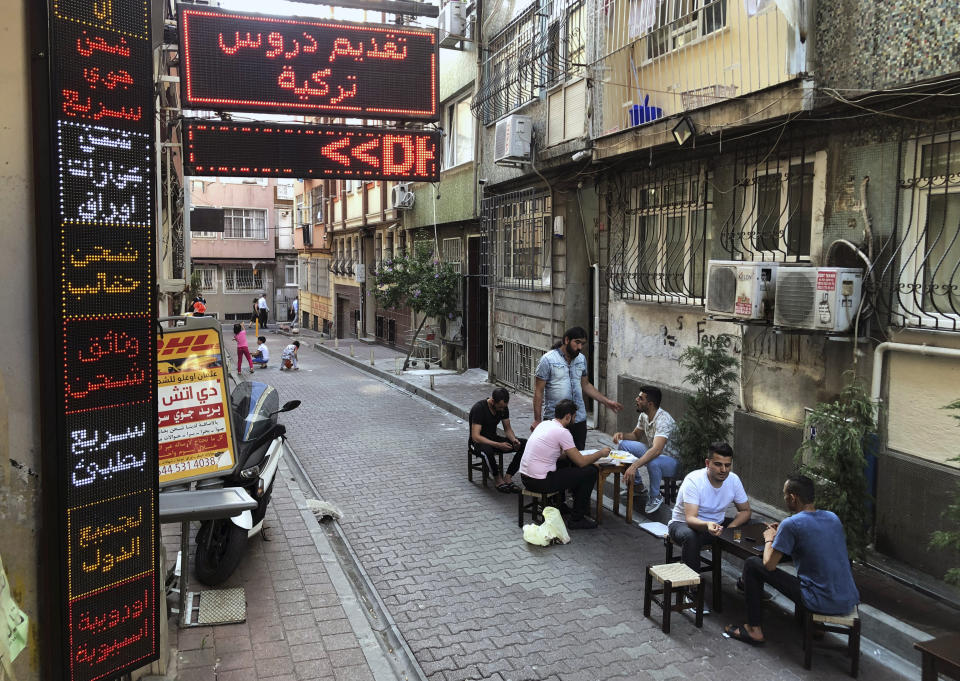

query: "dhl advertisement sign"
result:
(156, 329), (236, 485)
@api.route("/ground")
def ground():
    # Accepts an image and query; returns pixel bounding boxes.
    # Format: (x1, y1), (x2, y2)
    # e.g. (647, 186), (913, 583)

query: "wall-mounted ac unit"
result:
(439, 1), (466, 47)
(704, 260), (778, 320)
(391, 183), (415, 209)
(774, 267), (863, 332)
(494, 114), (532, 164)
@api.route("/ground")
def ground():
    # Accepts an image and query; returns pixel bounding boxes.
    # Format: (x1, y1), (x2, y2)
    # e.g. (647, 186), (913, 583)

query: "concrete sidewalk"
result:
(296, 330), (956, 676)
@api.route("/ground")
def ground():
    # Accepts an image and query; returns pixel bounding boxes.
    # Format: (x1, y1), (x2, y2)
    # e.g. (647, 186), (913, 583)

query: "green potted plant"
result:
(796, 372), (877, 562)
(673, 334), (740, 476)
(929, 399), (960, 586)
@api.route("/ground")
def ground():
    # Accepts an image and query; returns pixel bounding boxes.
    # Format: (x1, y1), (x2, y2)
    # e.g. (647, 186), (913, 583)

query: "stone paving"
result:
(160, 460), (388, 681)
(256, 337), (911, 681)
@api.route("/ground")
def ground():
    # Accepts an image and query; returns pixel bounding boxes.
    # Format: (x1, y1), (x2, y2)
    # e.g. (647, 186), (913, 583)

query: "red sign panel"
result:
(184, 120), (441, 182)
(179, 5), (438, 120)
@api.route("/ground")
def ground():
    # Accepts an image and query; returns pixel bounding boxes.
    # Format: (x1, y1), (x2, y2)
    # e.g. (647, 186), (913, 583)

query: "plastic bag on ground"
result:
(522, 506), (571, 546)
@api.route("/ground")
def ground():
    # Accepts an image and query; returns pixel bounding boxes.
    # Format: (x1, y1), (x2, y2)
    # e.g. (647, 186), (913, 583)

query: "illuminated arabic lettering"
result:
(69, 243), (138, 267)
(66, 272), (142, 297)
(66, 367), (147, 400)
(367, 36), (408, 60)
(277, 66), (332, 100)
(302, 32), (317, 53)
(76, 32), (131, 58)
(265, 32), (284, 58)
(92, 0), (113, 24)
(329, 76), (358, 105)
(79, 330), (140, 362)
(218, 31), (261, 55)
(329, 37), (363, 62)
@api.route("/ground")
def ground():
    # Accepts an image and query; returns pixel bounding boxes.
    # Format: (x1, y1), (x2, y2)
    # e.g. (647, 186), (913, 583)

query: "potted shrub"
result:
(929, 399), (960, 586)
(674, 334), (740, 476)
(796, 373), (877, 562)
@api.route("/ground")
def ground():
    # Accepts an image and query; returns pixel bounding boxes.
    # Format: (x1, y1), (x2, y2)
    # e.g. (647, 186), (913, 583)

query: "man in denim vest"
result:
(532, 326), (622, 449)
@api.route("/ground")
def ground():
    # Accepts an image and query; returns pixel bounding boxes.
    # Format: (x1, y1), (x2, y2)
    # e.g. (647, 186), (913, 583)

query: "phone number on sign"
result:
(159, 456), (219, 477)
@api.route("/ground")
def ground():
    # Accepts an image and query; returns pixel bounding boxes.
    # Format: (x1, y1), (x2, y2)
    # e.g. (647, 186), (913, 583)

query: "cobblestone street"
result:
(255, 340), (910, 681)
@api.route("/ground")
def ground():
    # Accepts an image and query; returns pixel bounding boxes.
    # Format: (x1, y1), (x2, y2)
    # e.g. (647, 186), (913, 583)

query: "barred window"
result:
(482, 188), (552, 291)
(890, 131), (960, 330)
(646, 0), (727, 60)
(194, 266), (217, 292)
(285, 264), (298, 287)
(223, 208), (267, 240)
(610, 164), (708, 304)
(544, 0), (586, 86)
(223, 267), (263, 292)
(472, 3), (540, 125)
(717, 143), (825, 263)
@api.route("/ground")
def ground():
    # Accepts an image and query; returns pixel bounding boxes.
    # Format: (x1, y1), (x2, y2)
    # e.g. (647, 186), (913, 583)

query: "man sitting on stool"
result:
(469, 388), (526, 493)
(519, 399), (609, 530)
(668, 442), (752, 572)
(613, 386), (681, 515)
(724, 474), (860, 646)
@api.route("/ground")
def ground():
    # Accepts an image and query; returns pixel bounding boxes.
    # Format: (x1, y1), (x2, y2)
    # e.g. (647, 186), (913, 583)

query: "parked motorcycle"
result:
(193, 380), (300, 585)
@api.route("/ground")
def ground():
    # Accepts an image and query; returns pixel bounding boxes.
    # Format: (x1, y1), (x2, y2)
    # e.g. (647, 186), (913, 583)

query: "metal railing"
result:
(481, 187), (552, 291)
(496, 339), (540, 394)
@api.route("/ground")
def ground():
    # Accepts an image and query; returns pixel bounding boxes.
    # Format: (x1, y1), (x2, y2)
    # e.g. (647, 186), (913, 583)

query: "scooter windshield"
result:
(231, 381), (280, 442)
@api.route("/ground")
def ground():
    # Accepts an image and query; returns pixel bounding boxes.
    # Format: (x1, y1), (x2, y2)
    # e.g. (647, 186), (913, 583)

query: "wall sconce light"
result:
(672, 116), (696, 146)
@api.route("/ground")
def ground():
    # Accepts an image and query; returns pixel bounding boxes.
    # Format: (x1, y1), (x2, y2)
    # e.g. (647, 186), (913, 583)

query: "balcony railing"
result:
(587, 0), (806, 138)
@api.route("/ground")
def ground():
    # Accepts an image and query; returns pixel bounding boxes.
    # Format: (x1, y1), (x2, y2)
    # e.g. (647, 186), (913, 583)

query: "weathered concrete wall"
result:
(1, 1), (41, 677)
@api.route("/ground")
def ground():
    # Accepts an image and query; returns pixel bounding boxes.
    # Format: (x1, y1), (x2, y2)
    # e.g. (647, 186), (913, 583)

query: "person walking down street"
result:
(258, 293), (269, 329)
(613, 386), (681, 515)
(249, 298), (260, 328)
(280, 341), (300, 370)
(233, 323), (254, 374)
(290, 296), (299, 326)
(519, 399), (609, 530)
(469, 387), (527, 493)
(667, 442), (751, 573)
(532, 326), (622, 450)
(724, 475), (860, 646)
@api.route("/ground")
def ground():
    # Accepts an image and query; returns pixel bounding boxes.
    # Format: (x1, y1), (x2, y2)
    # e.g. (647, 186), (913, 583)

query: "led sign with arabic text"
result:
(42, 0), (159, 677)
(179, 5), (439, 120)
(184, 120), (441, 182)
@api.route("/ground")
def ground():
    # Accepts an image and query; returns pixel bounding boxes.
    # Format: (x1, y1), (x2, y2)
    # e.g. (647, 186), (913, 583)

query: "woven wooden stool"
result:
(643, 562), (704, 633)
(803, 607), (861, 677)
(518, 489), (563, 528)
(467, 438), (502, 488)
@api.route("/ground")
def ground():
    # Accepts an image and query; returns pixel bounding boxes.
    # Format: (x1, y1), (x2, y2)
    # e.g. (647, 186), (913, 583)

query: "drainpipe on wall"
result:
(871, 342), (960, 425)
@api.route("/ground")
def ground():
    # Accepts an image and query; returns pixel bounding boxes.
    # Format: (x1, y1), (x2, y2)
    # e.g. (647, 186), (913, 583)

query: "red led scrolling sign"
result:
(178, 5), (439, 120)
(184, 120), (441, 182)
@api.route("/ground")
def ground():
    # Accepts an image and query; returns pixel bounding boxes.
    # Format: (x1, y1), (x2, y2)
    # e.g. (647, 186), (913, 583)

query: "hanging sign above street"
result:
(183, 120), (441, 182)
(178, 5), (439, 121)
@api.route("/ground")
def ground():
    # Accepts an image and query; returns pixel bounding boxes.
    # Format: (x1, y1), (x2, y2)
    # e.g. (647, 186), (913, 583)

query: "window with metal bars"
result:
(482, 188), (552, 291)
(194, 266), (217, 292)
(609, 163), (708, 304)
(716, 142), (825, 263)
(223, 267), (263, 292)
(644, 0), (727, 60)
(887, 130), (960, 330)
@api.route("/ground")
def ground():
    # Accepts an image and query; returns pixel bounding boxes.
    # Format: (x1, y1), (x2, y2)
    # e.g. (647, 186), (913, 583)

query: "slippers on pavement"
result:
(723, 624), (765, 646)
(496, 483), (513, 493)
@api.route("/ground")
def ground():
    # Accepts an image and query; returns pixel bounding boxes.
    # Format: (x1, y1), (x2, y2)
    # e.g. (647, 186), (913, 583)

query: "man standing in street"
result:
(613, 386), (681, 515)
(724, 475), (860, 646)
(520, 399), (609, 530)
(258, 293), (269, 329)
(668, 442), (751, 572)
(469, 387), (527, 493)
(291, 296), (299, 327)
(532, 326), (622, 449)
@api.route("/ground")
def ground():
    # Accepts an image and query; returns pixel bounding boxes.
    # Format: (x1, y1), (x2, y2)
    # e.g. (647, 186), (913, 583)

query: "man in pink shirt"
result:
(519, 399), (609, 529)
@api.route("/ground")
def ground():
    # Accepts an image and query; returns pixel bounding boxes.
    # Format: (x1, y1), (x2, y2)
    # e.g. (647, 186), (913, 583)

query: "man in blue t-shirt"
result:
(724, 474), (860, 646)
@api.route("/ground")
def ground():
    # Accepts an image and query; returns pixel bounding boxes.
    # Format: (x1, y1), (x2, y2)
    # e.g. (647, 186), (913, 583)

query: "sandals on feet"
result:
(496, 483), (514, 493)
(724, 624), (765, 646)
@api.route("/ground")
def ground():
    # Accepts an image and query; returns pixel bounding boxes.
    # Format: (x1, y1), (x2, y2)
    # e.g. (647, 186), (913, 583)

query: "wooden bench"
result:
(915, 633), (960, 681)
(643, 562), (704, 633)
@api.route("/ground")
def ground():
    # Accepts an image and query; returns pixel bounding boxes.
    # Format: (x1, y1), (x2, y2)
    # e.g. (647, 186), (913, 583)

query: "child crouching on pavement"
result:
(280, 341), (300, 370)
(252, 336), (269, 368)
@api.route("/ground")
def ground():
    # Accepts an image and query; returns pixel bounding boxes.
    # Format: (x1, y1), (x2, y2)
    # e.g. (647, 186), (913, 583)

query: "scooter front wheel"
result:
(194, 519), (248, 586)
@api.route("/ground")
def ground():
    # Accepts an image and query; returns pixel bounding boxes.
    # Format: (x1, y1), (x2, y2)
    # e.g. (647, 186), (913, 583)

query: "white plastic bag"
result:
(522, 506), (571, 546)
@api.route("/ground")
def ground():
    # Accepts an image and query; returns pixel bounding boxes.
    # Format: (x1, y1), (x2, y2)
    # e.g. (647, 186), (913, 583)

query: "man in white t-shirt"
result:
(613, 386), (681, 516)
(668, 442), (752, 571)
(519, 399), (610, 530)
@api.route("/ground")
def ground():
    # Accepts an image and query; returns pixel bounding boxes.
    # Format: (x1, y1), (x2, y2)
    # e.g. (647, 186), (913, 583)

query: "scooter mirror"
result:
(278, 400), (301, 413)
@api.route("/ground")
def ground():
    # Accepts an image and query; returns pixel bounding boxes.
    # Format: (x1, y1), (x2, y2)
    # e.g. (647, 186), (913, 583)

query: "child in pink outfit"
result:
(233, 323), (254, 374)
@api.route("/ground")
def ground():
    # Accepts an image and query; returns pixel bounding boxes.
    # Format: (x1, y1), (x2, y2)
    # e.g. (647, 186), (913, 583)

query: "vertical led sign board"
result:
(40, 0), (159, 677)
(178, 5), (439, 120)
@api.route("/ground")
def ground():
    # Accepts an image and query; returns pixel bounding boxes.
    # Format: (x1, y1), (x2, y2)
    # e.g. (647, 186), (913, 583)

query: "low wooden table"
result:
(711, 522), (770, 612)
(594, 462), (636, 525)
(915, 633), (960, 681)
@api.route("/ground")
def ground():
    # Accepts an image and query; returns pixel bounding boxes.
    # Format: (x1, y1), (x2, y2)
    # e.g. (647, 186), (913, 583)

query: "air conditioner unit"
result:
(439, 1), (466, 48)
(704, 260), (778, 320)
(494, 114), (532, 164)
(391, 183), (415, 209)
(774, 267), (863, 332)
